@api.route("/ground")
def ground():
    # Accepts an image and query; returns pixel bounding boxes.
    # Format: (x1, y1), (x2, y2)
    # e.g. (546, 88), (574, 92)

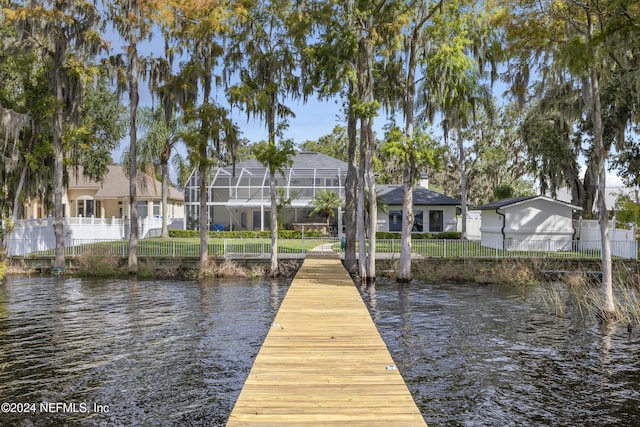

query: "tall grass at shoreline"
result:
(70, 248), (302, 280)
(381, 258), (640, 325)
(559, 266), (640, 325)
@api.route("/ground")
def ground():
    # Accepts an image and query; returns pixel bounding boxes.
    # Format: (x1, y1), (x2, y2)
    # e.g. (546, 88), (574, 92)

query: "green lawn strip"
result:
(101, 238), (335, 257)
(26, 238), (610, 259)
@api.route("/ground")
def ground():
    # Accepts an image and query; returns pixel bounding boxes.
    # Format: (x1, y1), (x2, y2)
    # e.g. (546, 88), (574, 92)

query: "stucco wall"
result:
(481, 199), (577, 250)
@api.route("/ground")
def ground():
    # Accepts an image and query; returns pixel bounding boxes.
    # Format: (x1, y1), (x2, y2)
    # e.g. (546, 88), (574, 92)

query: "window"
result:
(252, 210), (270, 230)
(413, 210), (423, 232)
(388, 210), (402, 232)
(138, 201), (148, 218)
(241, 212), (247, 229)
(429, 210), (443, 232)
(76, 199), (94, 217)
(388, 210), (423, 232)
(153, 201), (161, 217)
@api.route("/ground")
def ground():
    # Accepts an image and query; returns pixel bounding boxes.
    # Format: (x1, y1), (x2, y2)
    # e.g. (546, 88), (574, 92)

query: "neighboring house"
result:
(476, 195), (582, 250)
(22, 165), (185, 221)
(184, 152), (349, 232)
(377, 184), (461, 234)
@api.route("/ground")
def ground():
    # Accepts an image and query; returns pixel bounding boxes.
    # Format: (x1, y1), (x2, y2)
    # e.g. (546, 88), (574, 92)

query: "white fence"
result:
(575, 219), (637, 259)
(4, 217), (172, 256)
(6, 236), (637, 260)
(4, 217), (638, 260)
(457, 216), (482, 240)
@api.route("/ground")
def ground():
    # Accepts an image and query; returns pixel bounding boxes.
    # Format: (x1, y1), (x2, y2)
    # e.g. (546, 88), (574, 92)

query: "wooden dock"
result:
(226, 255), (427, 426)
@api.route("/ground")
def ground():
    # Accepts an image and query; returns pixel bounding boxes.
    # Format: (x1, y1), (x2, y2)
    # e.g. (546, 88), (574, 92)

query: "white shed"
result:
(476, 196), (582, 251)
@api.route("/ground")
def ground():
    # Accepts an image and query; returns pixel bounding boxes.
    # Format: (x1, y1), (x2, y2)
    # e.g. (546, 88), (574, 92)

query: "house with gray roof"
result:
(376, 183), (461, 234)
(184, 152), (349, 232)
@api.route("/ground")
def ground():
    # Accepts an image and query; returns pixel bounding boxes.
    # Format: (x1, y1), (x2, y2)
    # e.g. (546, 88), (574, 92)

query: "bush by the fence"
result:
(433, 231), (462, 239)
(375, 231), (461, 240)
(168, 229), (324, 239)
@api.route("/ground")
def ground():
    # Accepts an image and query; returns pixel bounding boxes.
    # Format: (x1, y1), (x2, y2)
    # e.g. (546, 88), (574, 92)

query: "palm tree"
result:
(136, 106), (187, 238)
(308, 190), (344, 233)
(106, 0), (160, 275)
(226, 0), (306, 275)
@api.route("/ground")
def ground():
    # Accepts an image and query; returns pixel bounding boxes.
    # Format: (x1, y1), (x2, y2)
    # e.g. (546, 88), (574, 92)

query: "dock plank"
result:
(226, 256), (427, 426)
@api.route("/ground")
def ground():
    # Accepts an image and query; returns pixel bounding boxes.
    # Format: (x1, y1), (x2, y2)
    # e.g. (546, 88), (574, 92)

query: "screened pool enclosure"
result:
(184, 152), (349, 233)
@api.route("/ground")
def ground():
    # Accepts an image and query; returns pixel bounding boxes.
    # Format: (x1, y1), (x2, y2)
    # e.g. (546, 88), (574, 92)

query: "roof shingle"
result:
(378, 185), (460, 206)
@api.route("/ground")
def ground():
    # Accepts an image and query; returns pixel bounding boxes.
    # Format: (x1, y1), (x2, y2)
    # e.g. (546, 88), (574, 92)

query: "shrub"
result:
(476, 261), (536, 287)
(76, 249), (121, 277)
(198, 259), (248, 279)
(375, 231), (457, 240)
(433, 231), (462, 239)
(169, 229), (323, 239)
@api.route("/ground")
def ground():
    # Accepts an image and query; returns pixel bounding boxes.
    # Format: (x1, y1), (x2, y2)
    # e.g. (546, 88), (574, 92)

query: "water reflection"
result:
(361, 278), (640, 426)
(0, 275), (289, 426)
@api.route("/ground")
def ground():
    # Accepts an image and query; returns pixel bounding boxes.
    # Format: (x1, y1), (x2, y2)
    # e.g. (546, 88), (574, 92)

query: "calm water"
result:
(1, 275), (639, 426)
(363, 279), (640, 426)
(0, 275), (289, 426)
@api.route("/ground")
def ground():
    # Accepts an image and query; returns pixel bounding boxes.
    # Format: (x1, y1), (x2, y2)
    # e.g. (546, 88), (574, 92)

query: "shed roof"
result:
(475, 195), (581, 211)
(378, 185), (460, 206)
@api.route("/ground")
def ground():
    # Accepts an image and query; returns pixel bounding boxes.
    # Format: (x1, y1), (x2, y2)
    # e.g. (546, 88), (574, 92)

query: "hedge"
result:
(375, 231), (462, 240)
(168, 229), (461, 240)
(168, 229), (324, 239)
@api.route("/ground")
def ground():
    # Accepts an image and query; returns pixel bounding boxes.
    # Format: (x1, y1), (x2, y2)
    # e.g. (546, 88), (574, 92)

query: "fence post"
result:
(224, 239), (228, 257)
(444, 239), (447, 258)
(122, 238), (126, 258)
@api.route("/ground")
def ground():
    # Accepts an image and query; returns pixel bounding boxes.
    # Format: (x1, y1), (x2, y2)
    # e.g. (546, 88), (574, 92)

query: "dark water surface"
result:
(1, 276), (640, 426)
(0, 275), (289, 426)
(363, 278), (640, 426)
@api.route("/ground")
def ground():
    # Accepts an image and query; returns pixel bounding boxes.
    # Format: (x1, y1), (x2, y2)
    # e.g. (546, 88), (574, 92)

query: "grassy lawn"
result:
(28, 237), (338, 258)
(25, 237), (616, 260)
(376, 239), (605, 259)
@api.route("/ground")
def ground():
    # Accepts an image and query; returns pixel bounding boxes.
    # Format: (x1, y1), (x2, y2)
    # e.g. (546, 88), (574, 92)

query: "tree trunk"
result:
(343, 94), (358, 274)
(128, 44), (139, 275)
(269, 170), (278, 274)
(53, 44), (65, 270)
(398, 174), (414, 282)
(199, 47), (213, 266)
(160, 146), (170, 238)
(590, 64), (614, 316)
(198, 160), (208, 265)
(398, 26), (419, 283)
(357, 122), (367, 282)
(365, 119), (376, 282)
(582, 153), (598, 217)
(267, 95), (278, 276)
(458, 125), (467, 239)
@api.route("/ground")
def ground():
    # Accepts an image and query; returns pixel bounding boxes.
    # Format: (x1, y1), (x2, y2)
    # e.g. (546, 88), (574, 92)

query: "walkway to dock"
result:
(226, 254), (427, 426)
